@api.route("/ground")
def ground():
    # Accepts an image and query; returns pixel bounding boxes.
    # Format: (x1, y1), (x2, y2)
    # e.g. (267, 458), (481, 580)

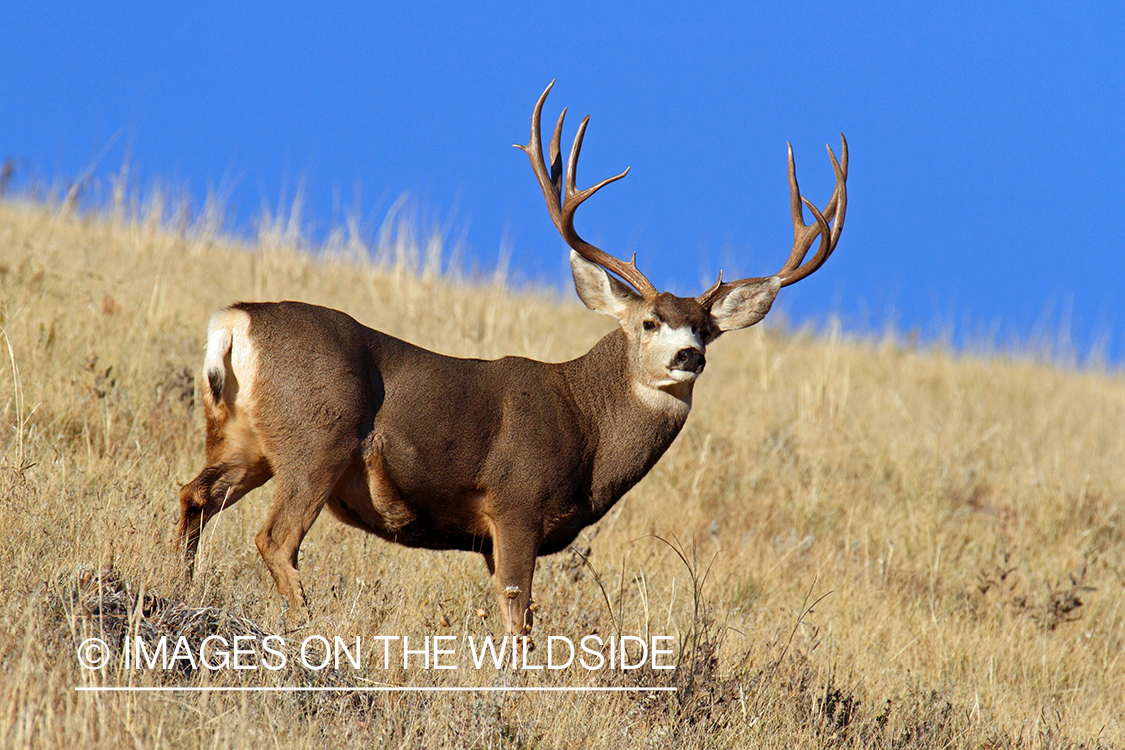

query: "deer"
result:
(176, 81), (847, 638)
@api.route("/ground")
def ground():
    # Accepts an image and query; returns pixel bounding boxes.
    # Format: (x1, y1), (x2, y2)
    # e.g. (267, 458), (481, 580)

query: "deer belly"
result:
(327, 454), (492, 552)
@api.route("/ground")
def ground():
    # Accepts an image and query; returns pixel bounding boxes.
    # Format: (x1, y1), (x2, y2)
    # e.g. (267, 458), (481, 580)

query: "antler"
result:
(698, 135), (848, 307)
(516, 81), (658, 299)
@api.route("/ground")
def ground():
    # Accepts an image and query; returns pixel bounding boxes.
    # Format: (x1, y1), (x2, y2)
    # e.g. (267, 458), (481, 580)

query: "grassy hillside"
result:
(1, 198), (1122, 748)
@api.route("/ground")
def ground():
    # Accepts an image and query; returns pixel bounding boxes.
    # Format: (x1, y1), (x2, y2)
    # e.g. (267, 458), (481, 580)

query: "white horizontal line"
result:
(76, 686), (676, 693)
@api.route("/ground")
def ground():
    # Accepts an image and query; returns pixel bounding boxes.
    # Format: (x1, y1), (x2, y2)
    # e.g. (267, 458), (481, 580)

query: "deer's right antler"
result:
(516, 81), (658, 300)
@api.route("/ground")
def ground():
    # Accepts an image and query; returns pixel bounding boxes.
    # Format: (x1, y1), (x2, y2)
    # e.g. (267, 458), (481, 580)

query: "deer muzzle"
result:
(672, 348), (706, 375)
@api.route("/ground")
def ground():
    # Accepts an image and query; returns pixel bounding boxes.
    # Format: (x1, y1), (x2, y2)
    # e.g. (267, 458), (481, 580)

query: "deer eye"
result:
(642, 320), (657, 332)
(690, 324), (698, 335)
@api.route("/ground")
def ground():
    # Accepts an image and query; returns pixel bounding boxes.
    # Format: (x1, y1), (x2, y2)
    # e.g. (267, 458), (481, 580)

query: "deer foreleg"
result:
(486, 526), (539, 637)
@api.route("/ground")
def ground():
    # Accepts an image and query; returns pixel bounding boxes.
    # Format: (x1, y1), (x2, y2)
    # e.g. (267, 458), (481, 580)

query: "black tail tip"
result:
(207, 369), (223, 403)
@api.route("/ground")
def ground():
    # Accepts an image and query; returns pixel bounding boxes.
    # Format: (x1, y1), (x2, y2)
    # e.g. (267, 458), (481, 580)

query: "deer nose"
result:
(672, 348), (705, 374)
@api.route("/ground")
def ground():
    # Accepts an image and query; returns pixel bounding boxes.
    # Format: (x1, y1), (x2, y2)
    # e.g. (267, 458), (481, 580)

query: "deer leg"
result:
(254, 468), (344, 620)
(487, 526), (539, 637)
(177, 458), (271, 575)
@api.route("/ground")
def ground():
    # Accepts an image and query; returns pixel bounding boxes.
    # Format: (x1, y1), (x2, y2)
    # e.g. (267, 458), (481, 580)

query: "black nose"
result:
(672, 348), (705, 374)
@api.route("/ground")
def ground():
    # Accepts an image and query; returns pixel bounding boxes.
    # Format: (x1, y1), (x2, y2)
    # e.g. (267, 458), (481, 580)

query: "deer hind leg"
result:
(254, 464), (347, 620)
(177, 453), (271, 576)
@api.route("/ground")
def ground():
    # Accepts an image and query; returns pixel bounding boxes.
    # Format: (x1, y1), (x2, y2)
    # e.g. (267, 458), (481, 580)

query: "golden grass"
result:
(1, 197), (1122, 748)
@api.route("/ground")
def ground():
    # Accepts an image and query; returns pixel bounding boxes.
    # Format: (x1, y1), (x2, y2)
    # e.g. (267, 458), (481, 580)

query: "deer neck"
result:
(563, 328), (693, 513)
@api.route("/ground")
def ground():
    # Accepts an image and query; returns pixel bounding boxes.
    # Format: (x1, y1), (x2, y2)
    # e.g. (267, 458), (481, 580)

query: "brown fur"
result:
(178, 300), (697, 635)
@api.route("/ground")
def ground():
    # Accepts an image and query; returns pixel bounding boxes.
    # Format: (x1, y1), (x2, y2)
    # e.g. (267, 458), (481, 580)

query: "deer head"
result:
(516, 81), (848, 405)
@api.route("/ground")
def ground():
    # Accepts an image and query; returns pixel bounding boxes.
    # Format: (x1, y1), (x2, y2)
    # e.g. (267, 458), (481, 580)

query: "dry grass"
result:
(1, 196), (1122, 748)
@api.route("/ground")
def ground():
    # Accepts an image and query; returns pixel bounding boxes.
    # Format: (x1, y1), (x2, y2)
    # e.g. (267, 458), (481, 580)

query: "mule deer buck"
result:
(177, 81), (847, 637)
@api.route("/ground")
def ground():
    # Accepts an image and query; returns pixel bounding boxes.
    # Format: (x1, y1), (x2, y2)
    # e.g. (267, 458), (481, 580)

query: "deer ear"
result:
(570, 250), (641, 320)
(707, 277), (782, 334)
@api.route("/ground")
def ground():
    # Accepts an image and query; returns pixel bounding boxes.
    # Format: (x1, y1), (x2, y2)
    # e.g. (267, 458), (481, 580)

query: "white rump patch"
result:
(204, 308), (257, 405)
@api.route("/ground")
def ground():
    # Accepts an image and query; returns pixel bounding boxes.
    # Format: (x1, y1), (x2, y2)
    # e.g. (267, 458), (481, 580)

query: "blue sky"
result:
(3, 2), (1123, 362)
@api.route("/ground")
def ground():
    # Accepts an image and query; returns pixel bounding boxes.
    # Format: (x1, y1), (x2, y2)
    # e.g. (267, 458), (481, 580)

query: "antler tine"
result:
(515, 81), (564, 230)
(776, 136), (847, 286)
(698, 134), (848, 305)
(827, 138), (849, 246)
(793, 134), (849, 239)
(516, 82), (657, 299)
(548, 107), (565, 201)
